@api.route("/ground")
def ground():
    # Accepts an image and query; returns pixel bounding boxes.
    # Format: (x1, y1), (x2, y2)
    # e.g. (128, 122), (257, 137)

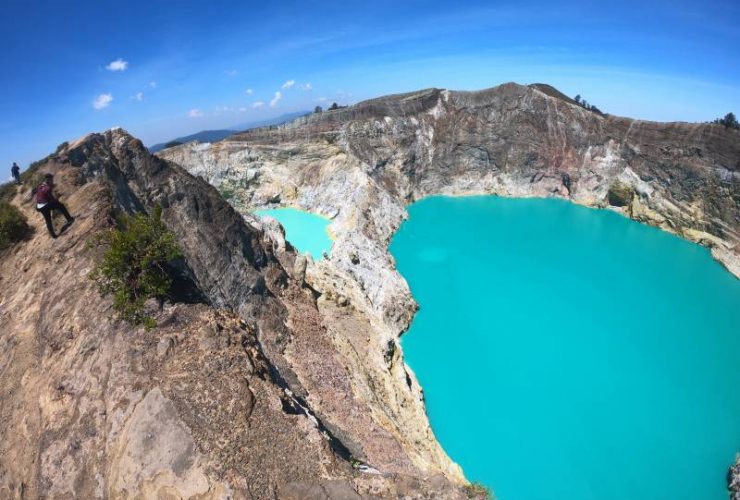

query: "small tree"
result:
(329, 102), (339, 110)
(89, 205), (182, 328)
(714, 112), (739, 130)
(314, 105), (323, 114)
(574, 94), (581, 104)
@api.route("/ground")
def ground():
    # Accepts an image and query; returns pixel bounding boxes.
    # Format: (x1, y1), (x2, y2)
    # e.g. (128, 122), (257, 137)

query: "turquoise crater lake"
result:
(390, 196), (740, 500)
(255, 207), (333, 260)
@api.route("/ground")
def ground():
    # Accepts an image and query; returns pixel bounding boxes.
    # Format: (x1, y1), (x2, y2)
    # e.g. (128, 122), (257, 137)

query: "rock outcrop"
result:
(0, 130), (472, 499)
(730, 455), (740, 500)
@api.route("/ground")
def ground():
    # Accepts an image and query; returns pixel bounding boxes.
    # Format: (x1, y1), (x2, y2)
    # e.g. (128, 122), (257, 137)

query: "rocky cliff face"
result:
(159, 82), (740, 336)
(0, 130), (473, 499)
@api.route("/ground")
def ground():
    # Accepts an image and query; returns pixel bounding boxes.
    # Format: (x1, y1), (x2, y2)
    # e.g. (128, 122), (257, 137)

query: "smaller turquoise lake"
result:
(390, 195), (740, 500)
(255, 207), (333, 260)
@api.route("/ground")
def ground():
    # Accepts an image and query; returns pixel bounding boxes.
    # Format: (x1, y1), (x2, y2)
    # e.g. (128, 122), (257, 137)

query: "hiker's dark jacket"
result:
(35, 182), (57, 206)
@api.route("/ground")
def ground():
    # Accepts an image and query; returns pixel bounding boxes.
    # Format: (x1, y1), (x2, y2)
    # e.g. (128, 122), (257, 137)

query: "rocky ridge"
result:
(159, 82), (740, 336)
(0, 130), (474, 499)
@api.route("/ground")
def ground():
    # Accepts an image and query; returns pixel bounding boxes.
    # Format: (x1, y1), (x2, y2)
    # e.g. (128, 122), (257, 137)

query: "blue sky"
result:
(2, 0), (739, 173)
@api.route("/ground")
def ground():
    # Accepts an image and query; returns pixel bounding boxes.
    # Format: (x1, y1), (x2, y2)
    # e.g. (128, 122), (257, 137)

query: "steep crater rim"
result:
(155, 80), (740, 491)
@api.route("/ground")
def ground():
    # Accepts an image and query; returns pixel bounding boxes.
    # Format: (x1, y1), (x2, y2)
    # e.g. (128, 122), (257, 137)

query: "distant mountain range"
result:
(148, 111), (310, 153)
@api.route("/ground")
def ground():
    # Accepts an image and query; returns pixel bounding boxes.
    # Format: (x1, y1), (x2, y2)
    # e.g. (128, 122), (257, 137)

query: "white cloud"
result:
(132, 92), (144, 101)
(106, 58), (128, 71)
(269, 91), (282, 108)
(281, 80), (295, 89)
(252, 101), (265, 109)
(93, 93), (113, 110)
(149, 81), (157, 88)
(245, 88), (253, 95)
(315, 96), (328, 102)
(225, 69), (238, 76)
(188, 109), (203, 118)
(238, 107), (248, 112)
(300, 83), (313, 91)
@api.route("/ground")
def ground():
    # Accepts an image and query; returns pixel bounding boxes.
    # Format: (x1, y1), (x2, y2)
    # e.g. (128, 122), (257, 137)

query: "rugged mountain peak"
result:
(66, 128), (278, 318)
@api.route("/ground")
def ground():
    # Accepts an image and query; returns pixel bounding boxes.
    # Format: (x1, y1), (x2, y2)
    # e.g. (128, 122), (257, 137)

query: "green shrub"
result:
(464, 482), (494, 500)
(89, 205), (182, 329)
(219, 185), (236, 201)
(0, 202), (30, 250)
(0, 182), (17, 203)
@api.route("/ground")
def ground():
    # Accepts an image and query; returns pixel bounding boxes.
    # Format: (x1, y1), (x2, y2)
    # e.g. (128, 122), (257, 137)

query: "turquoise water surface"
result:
(389, 196), (740, 500)
(255, 207), (333, 260)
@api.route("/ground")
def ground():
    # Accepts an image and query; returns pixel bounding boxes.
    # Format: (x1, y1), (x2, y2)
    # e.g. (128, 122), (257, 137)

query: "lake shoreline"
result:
(392, 195), (740, 500)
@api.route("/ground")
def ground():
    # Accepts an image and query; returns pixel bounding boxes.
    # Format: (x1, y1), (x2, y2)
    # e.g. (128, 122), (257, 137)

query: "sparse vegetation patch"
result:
(713, 112), (739, 130)
(464, 482), (494, 500)
(89, 205), (182, 328)
(574, 94), (603, 114)
(0, 202), (30, 250)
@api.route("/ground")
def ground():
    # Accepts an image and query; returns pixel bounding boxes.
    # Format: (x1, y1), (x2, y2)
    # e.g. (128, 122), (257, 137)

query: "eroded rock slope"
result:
(0, 130), (472, 499)
(159, 82), (740, 335)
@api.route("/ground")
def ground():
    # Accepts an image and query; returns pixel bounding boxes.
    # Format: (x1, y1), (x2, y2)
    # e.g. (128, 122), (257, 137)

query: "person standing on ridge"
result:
(11, 162), (21, 184)
(35, 173), (74, 239)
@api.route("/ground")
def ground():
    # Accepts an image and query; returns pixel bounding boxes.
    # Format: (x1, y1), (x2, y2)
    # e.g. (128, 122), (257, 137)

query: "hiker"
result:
(11, 162), (21, 185)
(35, 173), (74, 239)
